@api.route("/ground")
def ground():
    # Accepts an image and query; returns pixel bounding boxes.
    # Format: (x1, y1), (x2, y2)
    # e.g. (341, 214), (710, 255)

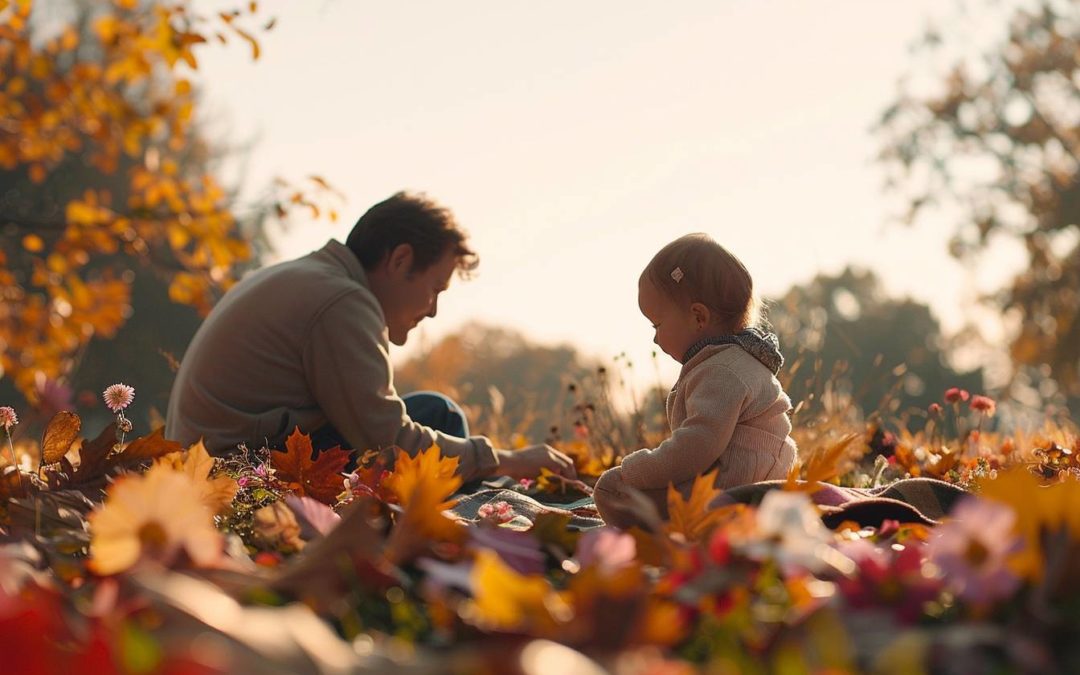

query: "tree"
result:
(0, 0), (337, 428)
(395, 323), (599, 444)
(877, 0), (1080, 396)
(766, 267), (984, 425)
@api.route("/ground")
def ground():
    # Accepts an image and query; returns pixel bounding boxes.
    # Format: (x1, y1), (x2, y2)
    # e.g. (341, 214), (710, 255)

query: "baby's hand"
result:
(495, 445), (577, 480)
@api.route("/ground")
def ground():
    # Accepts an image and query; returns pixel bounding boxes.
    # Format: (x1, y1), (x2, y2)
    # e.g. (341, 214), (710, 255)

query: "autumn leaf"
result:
(383, 444), (459, 507)
(530, 513), (580, 556)
(468, 549), (572, 633)
(68, 421), (119, 485)
(40, 411), (82, 465)
(788, 433), (862, 489)
(978, 468), (1080, 580)
(271, 427), (351, 505)
(155, 440), (237, 514)
(114, 426), (182, 464)
(665, 468), (726, 543)
(383, 446), (465, 562)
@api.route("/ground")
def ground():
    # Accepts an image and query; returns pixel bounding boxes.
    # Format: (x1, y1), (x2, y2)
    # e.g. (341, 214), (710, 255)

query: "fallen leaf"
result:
(40, 411), (81, 465)
(271, 428), (351, 505)
(665, 468), (725, 543)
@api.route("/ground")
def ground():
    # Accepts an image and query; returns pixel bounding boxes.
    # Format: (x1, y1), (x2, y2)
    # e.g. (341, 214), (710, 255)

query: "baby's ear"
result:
(690, 302), (711, 328)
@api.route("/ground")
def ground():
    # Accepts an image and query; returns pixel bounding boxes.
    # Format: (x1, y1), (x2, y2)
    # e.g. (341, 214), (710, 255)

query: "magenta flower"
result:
(0, 406), (17, 433)
(926, 496), (1022, 605)
(102, 384), (135, 413)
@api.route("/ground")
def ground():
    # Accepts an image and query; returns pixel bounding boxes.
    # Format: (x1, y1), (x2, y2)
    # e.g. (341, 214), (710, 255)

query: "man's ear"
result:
(386, 243), (414, 277)
(690, 302), (711, 329)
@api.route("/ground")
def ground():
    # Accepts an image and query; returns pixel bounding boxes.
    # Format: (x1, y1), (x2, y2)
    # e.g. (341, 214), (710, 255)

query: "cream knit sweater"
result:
(594, 343), (798, 528)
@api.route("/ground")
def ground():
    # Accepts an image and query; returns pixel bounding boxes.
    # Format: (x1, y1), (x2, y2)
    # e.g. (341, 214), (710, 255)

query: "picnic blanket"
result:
(452, 487), (603, 531)
(712, 477), (968, 528)
(450, 477), (967, 531)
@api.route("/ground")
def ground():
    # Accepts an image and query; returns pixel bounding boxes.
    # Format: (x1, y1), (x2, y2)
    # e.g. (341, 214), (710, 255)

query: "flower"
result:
(0, 406), (17, 433)
(477, 500), (515, 524)
(837, 539), (942, 624)
(926, 496), (1022, 605)
(87, 463), (223, 575)
(970, 395), (996, 416)
(927, 403), (942, 416)
(102, 383), (135, 413)
(741, 490), (855, 575)
(944, 387), (969, 404)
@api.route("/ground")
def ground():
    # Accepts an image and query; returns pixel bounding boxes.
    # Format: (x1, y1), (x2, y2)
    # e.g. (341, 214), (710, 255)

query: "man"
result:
(166, 192), (575, 482)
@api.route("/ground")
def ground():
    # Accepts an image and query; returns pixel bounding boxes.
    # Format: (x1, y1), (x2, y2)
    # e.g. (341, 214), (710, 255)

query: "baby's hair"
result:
(642, 233), (761, 333)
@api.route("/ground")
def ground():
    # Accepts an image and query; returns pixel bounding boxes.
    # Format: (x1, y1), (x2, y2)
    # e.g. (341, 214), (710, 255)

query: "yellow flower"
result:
(88, 463), (223, 575)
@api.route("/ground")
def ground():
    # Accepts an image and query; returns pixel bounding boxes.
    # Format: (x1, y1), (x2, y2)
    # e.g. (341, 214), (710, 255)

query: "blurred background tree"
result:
(877, 0), (1079, 407)
(0, 0), (337, 432)
(766, 267), (984, 429)
(395, 323), (599, 444)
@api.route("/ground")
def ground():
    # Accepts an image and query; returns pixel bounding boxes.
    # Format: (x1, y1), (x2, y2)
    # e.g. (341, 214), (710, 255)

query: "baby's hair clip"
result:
(671, 267), (684, 283)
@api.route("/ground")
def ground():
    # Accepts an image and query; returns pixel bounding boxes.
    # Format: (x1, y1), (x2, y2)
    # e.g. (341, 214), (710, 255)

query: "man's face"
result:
(382, 249), (457, 346)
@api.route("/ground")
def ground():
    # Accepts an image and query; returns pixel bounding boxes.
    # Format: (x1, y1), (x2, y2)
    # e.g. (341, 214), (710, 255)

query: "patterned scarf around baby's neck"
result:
(681, 327), (785, 375)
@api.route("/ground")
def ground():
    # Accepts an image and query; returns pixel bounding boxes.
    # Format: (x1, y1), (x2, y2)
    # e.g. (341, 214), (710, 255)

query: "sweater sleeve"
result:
(301, 290), (499, 481)
(618, 364), (749, 490)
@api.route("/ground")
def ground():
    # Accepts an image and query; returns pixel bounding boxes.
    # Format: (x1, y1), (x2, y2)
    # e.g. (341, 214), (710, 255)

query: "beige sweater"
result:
(165, 240), (499, 481)
(595, 343), (797, 526)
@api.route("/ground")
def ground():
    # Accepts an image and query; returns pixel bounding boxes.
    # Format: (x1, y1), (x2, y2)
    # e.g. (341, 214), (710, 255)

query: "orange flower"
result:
(87, 463), (223, 575)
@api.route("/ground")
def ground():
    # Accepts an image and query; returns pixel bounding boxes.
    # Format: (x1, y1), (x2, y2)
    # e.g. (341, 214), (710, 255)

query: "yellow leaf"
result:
(977, 468), (1080, 580)
(665, 468), (726, 543)
(383, 444), (459, 507)
(156, 440), (237, 514)
(469, 549), (571, 632)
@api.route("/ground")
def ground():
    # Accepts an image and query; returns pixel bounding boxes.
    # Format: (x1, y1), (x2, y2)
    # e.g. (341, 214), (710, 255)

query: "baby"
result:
(594, 233), (798, 529)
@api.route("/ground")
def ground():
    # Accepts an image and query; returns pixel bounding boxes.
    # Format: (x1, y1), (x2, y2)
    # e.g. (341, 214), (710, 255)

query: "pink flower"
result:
(926, 496), (1022, 605)
(0, 406), (17, 432)
(944, 388), (969, 404)
(970, 395), (996, 416)
(518, 478), (534, 490)
(102, 384), (135, 413)
(237, 476), (251, 488)
(927, 403), (943, 416)
(477, 500), (514, 524)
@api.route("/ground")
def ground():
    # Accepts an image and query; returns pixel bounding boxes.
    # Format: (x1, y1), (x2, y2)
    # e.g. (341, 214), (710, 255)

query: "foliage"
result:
(2, 375), (1080, 673)
(0, 0), (340, 424)
(767, 266), (984, 427)
(877, 0), (1080, 397)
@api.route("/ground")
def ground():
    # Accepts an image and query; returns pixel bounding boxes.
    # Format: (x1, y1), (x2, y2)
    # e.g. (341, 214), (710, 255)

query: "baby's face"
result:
(638, 277), (699, 363)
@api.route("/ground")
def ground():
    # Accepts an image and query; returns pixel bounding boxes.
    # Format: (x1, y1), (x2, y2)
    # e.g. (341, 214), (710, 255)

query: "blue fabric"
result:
(309, 390), (469, 454)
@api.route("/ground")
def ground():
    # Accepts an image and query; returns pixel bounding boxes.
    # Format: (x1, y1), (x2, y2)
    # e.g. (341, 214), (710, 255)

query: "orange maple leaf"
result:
(383, 444), (459, 507)
(271, 427), (351, 505)
(665, 468), (727, 543)
(383, 446), (465, 561)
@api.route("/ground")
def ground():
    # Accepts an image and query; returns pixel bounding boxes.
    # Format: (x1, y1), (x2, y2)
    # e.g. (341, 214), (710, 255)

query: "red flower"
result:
(970, 395), (996, 416)
(944, 388), (970, 404)
(927, 403), (942, 416)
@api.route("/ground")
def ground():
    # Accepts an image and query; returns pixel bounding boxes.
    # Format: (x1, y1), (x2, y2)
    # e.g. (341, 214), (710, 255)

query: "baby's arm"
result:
(618, 365), (750, 491)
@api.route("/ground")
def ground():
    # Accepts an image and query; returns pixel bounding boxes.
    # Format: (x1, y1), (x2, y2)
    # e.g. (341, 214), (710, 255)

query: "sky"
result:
(194, 0), (1029, 386)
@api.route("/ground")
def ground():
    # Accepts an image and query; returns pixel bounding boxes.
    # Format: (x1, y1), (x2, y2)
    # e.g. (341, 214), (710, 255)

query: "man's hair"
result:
(346, 192), (479, 276)
(642, 233), (760, 333)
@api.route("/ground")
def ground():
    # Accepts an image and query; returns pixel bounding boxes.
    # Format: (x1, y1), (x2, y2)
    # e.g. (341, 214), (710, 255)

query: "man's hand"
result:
(495, 445), (577, 480)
